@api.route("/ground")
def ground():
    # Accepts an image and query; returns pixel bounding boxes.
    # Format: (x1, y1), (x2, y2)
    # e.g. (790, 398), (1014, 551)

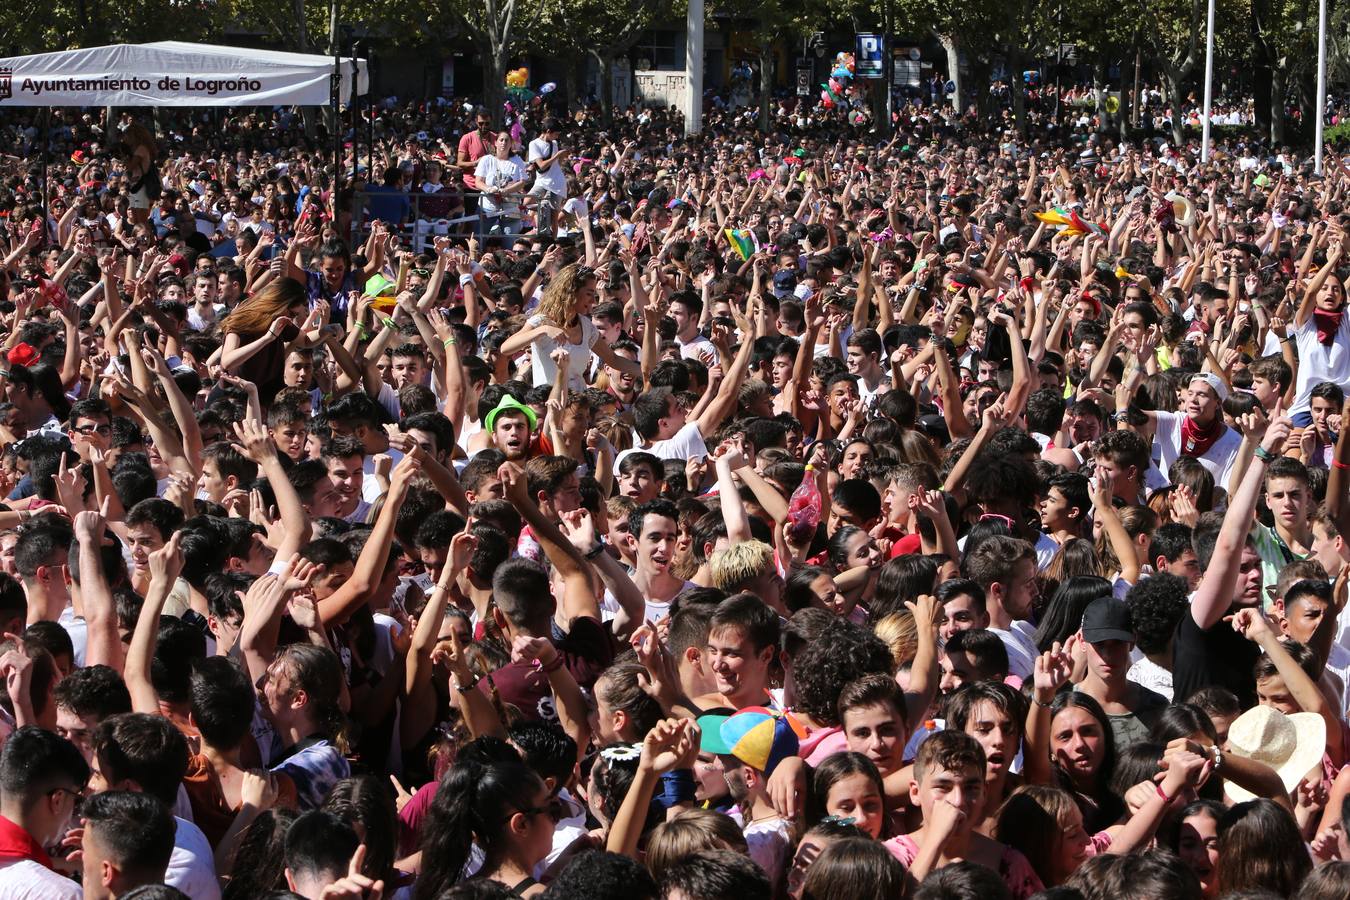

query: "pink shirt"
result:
(457, 131), (496, 188)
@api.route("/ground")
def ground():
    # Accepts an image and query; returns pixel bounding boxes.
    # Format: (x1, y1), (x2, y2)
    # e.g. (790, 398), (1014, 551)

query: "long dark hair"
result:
(220, 808), (298, 899)
(415, 758), (546, 900)
(1033, 575), (1111, 652)
(323, 776), (397, 886)
(806, 752), (889, 838)
(872, 554), (938, 620)
(1049, 691), (1124, 832)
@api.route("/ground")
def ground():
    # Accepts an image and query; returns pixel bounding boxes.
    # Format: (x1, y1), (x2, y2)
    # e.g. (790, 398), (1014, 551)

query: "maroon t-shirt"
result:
(485, 616), (615, 721)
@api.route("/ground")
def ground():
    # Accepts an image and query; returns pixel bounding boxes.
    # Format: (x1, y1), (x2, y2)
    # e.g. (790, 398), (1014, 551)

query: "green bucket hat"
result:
(364, 273), (397, 297)
(484, 395), (538, 432)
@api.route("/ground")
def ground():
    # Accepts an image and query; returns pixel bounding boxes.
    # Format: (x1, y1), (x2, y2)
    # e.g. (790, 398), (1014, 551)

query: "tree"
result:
(527, 0), (670, 116)
(448, 0), (543, 124)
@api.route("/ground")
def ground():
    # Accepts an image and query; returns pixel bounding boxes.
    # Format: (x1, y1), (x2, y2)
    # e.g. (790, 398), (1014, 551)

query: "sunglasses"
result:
(511, 797), (566, 825)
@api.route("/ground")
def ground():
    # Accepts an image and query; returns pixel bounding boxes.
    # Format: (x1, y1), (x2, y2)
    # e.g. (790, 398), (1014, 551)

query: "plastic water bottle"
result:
(786, 464), (822, 543)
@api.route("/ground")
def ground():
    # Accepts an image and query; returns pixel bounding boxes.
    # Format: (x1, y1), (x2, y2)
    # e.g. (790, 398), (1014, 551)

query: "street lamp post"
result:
(1200, 0), (1215, 162)
(1316, 0), (1327, 174)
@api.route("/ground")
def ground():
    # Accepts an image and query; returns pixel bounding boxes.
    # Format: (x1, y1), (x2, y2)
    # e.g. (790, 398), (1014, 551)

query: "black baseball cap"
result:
(1080, 597), (1134, 644)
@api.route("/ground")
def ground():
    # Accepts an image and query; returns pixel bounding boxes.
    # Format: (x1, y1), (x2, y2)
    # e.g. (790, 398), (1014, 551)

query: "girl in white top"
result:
(473, 132), (528, 233)
(500, 263), (642, 390)
(1291, 238), (1350, 427)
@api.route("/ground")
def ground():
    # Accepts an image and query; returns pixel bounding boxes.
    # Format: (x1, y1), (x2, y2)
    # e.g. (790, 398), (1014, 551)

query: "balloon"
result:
(822, 98), (834, 109)
(539, 82), (557, 95)
(829, 77), (842, 93)
(505, 67), (529, 88)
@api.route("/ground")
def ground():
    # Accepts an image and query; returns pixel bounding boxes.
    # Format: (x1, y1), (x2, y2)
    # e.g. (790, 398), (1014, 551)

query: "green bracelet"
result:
(381, 316), (397, 329)
(1254, 446), (1275, 463)
(444, 337), (457, 347)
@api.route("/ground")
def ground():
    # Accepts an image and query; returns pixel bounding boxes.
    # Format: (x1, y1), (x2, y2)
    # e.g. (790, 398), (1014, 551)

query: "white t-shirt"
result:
(615, 421), (709, 465)
(525, 314), (599, 389)
(0, 859), (81, 899)
(168, 817), (221, 900)
(1152, 410), (1242, 488)
(473, 154), (526, 217)
(528, 138), (567, 196)
(1290, 312), (1350, 420)
(992, 623), (1038, 681)
(677, 333), (717, 361)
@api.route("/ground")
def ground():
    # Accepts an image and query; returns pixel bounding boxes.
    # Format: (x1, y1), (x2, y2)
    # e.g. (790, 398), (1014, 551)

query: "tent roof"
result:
(0, 41), (367, 106)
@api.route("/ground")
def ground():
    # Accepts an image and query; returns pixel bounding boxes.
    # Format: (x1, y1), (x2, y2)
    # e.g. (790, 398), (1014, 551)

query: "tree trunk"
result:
(593, 52), (613, 120)
(1271, 65), (1287, 145)
(759, 48), (774, 134)
(1118, 78), (1131, 141)
(1093, 63), (1108, 132)
(485, 47), (508, 127)
(1164, 70), (1185, 145)
(939, 34), (962, 112)
(1010, 45), (1026, 135)
(1251, 0), (1273, 139)
(293, 0), (310, 52)
(564, 58), (580, 112)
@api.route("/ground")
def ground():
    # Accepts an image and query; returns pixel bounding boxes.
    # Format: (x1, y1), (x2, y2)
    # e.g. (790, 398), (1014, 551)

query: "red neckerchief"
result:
(1181, 415), (1224, 458)
(1313, 309), (1344, 346)
(0, 815), (53, 869)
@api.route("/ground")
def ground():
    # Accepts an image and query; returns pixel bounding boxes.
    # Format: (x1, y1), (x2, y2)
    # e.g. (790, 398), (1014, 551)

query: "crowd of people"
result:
(0, 85), (1349, 900)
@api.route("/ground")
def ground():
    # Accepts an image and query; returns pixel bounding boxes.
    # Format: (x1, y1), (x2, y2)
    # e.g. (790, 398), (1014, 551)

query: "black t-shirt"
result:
(1171, 608), (1262, 709)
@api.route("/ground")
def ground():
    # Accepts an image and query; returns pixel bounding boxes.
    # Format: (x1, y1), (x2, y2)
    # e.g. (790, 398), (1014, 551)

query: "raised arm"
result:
(1190, 413), (1291, 630)
(1296, 238), (1342, 328)
(74, 504), (122, 673)
(499, 462), (598, 628)
(125, 532), (183, 714)
(317, 454), (420, 627)
(1234, 607), (1343, 763)
(232, 419), (312, 561)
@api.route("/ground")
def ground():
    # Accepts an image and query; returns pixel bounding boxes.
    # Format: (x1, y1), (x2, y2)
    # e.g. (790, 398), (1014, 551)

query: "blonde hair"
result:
(535, 263), (595, 326)
(222, 277), (307, 336)
(1094, 505), (1157, 577)
(709, 540), (775, 592)
(646, 809), (749, 881)
(872, 610), (919, 669)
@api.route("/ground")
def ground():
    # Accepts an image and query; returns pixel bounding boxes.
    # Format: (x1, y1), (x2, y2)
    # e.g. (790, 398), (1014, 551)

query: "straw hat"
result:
(1223, 705), (1325, 803)
(1164, 191), (1196, 227)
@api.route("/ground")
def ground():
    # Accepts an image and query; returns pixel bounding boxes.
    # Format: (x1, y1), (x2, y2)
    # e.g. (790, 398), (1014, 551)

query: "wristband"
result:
(657, 769), (698, 808)
(1210, 744), (1223, 772)
(444, 337), (457, 347)
(585, 542), (607, 560)
(381, 316), (397, 329)
(355, 324), (369, 339)
(459, 274), (474, 288)
(1155, 781), (1175, 803)
(453, 675), (481, 694)
(536, 654), (564, 674)
(1334, 459), (1350, 470)
(1254, 446), (1275, 463)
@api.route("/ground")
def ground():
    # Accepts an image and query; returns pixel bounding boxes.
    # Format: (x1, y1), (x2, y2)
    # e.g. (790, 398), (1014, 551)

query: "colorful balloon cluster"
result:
(820, 52), (856, 110)
(505, 67), (529, 88)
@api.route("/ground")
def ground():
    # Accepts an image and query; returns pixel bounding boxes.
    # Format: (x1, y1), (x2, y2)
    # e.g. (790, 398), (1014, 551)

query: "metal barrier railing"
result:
(349, 189), (541, 251)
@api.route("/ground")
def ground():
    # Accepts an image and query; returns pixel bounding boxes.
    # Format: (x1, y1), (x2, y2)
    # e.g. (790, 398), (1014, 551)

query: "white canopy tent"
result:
(0, 41), (368, 107)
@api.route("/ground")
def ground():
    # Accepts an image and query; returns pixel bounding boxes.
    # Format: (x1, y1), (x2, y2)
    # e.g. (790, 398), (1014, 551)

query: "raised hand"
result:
(147, 531), (185, 585)
(231, 419), (278, 464)
(639, 717), (700, 776)
(240, 769), (278, 811)
(1032, 640), (1073, 703)
(1228, 606), (1273, 642)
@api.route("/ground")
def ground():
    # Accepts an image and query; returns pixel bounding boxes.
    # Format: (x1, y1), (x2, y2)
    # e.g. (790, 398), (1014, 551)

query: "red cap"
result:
(7, 343), (39, 368)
